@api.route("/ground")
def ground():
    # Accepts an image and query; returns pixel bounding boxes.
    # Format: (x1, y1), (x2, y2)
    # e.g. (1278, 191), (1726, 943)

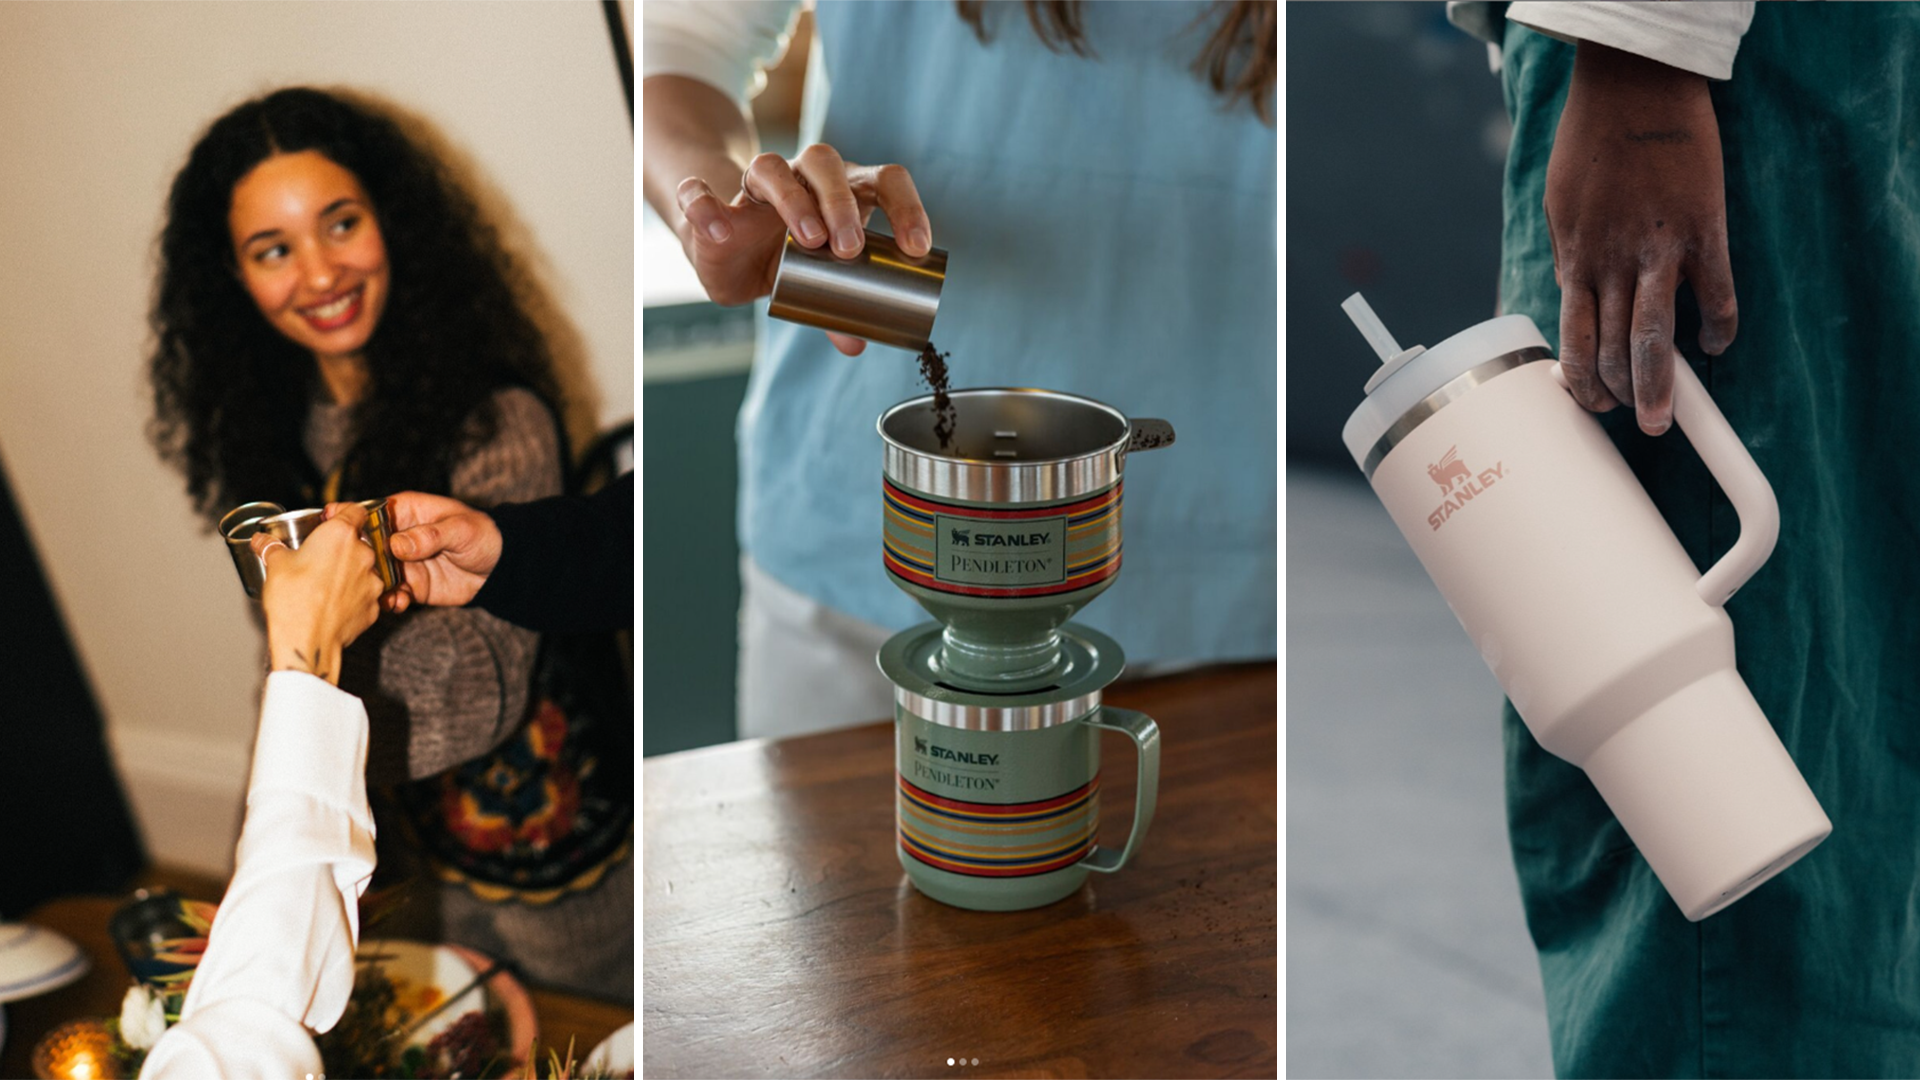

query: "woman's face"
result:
(228, 150), (391, 364)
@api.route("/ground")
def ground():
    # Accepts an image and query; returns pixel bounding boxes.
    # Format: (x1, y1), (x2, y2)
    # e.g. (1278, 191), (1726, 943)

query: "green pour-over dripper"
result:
(878, 387), (1173, 693)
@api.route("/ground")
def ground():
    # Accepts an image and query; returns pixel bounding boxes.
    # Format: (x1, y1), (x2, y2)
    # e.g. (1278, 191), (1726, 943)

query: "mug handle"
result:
(1079, 706), (1161, 873)
(1551, 352), (1779, 606)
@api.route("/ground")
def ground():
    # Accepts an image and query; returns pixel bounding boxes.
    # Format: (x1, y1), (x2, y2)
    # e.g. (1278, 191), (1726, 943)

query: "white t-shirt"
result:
(1448, 1), (1756, 79)
(641, 0), (803, 105)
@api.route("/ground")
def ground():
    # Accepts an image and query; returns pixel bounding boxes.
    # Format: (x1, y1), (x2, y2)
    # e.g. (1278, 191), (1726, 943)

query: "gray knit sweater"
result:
(304, 387), (562, 784)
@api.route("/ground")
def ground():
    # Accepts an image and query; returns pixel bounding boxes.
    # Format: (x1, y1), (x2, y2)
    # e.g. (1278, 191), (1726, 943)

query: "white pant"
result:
(737, 557), (897, 740)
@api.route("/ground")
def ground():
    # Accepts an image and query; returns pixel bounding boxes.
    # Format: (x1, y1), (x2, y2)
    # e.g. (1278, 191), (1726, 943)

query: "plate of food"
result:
(319, 939), (536, 1079)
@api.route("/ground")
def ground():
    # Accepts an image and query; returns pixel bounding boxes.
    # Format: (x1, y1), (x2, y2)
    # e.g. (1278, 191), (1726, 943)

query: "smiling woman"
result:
(148, 87), (562, 517)
(143, 87), (633, 1000)
(226, 150), (391, 395)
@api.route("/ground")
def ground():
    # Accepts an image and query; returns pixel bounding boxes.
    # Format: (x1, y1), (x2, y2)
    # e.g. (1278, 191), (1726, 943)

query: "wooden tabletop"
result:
(2, 895), (630, 1078)
(643, 662), (1277, 1080)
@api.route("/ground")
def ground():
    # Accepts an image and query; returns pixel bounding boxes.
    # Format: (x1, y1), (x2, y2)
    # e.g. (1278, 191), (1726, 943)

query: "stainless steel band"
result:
(1361, 347), (1552, 479)
(883, 444), (1124, 504)
(894, 685), (1103, 731)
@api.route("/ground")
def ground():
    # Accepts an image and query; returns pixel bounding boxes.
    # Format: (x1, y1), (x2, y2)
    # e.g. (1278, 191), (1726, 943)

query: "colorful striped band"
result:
(897, 774), (1099, 878)
(882, 479), (1123, 599)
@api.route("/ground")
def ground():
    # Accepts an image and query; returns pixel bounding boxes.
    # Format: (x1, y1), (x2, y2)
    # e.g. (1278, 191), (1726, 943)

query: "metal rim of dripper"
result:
(879, 387), (1133, 504)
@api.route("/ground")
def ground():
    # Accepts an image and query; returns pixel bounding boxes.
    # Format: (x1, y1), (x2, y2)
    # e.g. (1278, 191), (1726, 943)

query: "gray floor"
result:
(1286, 464), (1555, 1079)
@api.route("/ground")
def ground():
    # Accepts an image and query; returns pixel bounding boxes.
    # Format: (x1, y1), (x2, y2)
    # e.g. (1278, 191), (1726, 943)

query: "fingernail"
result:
(909, 228), (930, 255)
(834, 226), (862, 255)
(799, 216), (826, 244)
(706, 219), (731, 242)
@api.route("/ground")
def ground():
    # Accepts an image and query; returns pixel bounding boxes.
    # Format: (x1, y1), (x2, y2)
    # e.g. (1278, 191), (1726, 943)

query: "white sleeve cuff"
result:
(252, 671), (369, 816)
(139, 997), (325, 1080)
(642, 0), (804, 107)
(1506, 1), (1755, 80)
(1446, 2), (1506, 46)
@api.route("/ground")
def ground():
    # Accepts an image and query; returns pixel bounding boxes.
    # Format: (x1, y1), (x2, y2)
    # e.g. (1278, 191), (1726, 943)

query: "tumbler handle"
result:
(1080, 706), (1161, 874)
(1552, 352), (1779, 607)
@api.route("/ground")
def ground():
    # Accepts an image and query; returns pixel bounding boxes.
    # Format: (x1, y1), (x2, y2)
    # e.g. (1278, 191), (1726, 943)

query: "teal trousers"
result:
(1499, 8), (1920, 1077)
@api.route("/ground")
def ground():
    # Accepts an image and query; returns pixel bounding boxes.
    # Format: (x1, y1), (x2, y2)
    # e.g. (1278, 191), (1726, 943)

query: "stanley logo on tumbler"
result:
(1426, 446), (1507, 531)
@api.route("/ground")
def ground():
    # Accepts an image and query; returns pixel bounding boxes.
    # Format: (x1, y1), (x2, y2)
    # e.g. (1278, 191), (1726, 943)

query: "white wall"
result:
(0, 1), (633, 875)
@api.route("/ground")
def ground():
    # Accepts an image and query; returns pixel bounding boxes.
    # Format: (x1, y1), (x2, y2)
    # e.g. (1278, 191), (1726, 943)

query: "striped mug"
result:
(889, 624), (1161, 911)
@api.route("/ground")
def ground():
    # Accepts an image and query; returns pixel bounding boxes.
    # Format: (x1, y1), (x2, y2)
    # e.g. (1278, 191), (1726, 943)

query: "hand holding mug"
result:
(377, 491), (502, 613)
(253, 501), (382, 686)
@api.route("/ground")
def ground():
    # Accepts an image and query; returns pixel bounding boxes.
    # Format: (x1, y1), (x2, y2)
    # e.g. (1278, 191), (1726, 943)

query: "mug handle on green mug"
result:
(1080, 706), (1161, 873)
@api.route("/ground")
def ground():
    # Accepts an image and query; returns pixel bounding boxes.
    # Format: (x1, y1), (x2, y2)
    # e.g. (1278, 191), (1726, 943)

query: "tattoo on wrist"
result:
(275, 647), (332, 683)
(1626, 130), (1694, 145)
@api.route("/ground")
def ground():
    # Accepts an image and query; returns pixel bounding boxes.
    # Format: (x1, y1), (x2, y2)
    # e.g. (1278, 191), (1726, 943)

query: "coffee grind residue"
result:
(917, 341), (957, 450)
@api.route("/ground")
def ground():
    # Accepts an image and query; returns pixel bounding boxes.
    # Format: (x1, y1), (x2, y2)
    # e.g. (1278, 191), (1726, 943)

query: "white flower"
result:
(119, 984), (169, 1050)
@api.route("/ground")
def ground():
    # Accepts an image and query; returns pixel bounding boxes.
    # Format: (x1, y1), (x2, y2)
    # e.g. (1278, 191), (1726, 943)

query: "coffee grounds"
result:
(917, 341), (957, 450)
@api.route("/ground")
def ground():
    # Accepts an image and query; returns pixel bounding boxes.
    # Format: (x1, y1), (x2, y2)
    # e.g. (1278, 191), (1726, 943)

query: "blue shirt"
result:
(739, 0), (1276, 664)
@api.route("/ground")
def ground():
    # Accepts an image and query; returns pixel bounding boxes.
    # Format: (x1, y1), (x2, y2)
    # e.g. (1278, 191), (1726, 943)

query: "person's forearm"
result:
(1572, 41), (1710, 119)
(642, 74), (760, 242)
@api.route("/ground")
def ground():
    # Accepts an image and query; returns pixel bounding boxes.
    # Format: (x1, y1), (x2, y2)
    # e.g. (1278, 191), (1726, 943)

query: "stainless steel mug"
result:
(356, 497), (402, 594)
(219, 498), (400, 599)
(768, 228), (949, 350)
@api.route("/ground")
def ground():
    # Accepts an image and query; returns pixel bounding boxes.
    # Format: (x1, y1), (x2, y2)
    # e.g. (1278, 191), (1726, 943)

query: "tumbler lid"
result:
(1338, 294), (1551, 475)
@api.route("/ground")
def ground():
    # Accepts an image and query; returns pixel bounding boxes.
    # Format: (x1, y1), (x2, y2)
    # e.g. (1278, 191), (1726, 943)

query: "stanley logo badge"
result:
(1426, 445), (1508, 532)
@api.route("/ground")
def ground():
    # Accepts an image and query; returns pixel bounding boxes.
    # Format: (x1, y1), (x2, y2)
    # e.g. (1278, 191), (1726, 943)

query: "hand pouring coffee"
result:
(1340, 293), (1831, 921)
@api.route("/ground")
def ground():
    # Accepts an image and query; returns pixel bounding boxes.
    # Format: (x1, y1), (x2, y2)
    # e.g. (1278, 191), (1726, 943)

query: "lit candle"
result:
(30, 1018), (121, 1080)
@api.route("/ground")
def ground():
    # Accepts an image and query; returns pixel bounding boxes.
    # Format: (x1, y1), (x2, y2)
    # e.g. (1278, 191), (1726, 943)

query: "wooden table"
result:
(644, 662), (1277, 1079)
(2, 895), (630, 1078)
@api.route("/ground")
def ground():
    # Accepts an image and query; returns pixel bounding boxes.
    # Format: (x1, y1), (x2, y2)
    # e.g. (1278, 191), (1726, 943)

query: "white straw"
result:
(1341, 293), (1402, 364)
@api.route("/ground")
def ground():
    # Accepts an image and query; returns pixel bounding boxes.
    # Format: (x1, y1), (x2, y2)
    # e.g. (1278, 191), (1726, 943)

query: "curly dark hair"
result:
(148, 86), (564, 523)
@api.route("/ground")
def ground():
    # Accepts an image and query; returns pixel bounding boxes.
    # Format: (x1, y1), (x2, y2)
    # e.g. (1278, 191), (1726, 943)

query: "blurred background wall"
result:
(0, 0), (633, 879)
(1287, 1), (1506, 465)
(1286, 4), (1555, 1077)
(641, 9), (812, 756)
